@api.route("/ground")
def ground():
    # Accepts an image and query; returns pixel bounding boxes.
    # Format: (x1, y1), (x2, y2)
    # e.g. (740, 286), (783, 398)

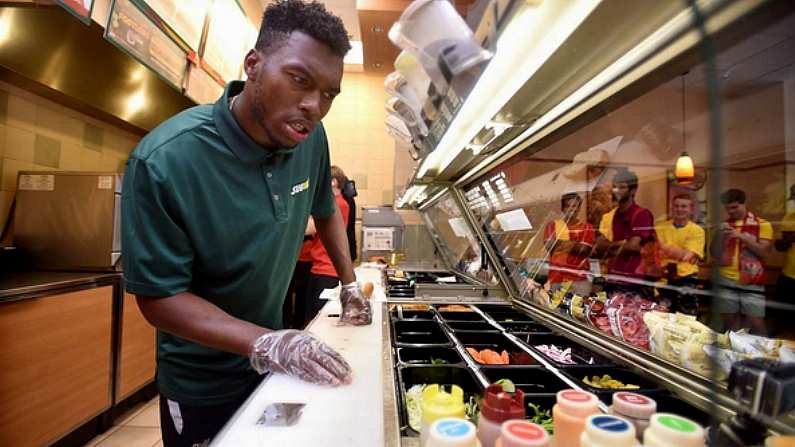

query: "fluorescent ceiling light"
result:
(416, 0), (602, 179)
(396, 184), (427, 208)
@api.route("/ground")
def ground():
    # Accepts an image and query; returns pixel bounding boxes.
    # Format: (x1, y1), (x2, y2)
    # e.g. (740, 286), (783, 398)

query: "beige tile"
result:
(95, 426), (161, 447)
(2, 158), (36, 191)
(34, 134), (61, 168)
(100, 153), (121, 171)
(0, 124), (6, 158)
(4, 125), (35, 162)
(6, 93), (36, 131)
(83, 123), (104, 151)
(35, 104), (63, 134)
(0, 191), (14, 231)
(125, 400), (160, 428)
(59, 142), (83, 170)
(104, 130), (139, 156)
(82, 426), (121, 447)
(79, 149), (103, 171)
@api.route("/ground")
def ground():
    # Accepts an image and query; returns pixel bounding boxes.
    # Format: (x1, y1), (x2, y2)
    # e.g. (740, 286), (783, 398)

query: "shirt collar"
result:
(213, 81), (295, 164)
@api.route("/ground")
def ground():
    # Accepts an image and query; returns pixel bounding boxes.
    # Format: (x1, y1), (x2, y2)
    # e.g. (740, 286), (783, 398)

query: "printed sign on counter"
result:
(495, 208), (532, 231)
(202, 0), (256, 83)
(18, 174), (55, 191)
(141, 0), (211, 51)
(363, 228), (394, 251)
(57, 0), (94, 24)
(106, 0), (187, 89)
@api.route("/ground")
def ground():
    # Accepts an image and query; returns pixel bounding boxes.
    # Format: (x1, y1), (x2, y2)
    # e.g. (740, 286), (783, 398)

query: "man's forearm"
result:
(315, 206), (356, 284)
(136, 292), (269, 356)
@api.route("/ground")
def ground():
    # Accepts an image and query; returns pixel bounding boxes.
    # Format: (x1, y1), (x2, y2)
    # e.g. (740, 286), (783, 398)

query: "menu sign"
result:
(56, 0), (94, 24)
(106, 0), (187, 89)
(203, 0), (255, 82)
(186, 64), (224, 105)
(140, 0), (210, 51)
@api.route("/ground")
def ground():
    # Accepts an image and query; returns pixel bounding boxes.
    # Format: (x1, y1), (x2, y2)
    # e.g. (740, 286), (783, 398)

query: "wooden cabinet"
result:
(115, 292), (156, 401)
(0, 286), (114, 447)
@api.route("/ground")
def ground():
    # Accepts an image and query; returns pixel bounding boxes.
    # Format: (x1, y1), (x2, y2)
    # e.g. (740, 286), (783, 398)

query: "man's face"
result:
(562, 197), (581, 217)
(243, 31), (343, 148)
(724, 201), (747, 220)
(672, 198), (692, 221)
(612, 182), (633, 203)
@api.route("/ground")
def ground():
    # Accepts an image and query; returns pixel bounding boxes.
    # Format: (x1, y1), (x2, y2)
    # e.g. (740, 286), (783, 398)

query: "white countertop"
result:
(211, 265), (391, 447)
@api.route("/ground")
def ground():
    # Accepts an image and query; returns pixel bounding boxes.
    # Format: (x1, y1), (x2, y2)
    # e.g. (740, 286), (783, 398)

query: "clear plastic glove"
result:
(249, 330), (351, 386)
(339, 282), (372, 326)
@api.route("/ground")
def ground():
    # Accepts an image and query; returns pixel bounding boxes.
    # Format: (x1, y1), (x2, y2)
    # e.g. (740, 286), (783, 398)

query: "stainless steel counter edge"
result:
(0, 271), (121, 302)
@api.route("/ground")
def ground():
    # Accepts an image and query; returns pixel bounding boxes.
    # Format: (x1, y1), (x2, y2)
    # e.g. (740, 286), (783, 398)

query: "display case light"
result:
(416, 0), (601, 178)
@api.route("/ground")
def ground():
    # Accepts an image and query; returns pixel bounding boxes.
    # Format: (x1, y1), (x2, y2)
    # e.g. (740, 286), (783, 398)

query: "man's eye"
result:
(292, 75), (307, 85)
(323, 92), (336, 101)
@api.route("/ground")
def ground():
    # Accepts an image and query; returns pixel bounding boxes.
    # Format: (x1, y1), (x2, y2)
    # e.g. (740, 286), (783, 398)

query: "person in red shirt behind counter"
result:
(300, 165), (351, 326)
(544, 193), (595, 297)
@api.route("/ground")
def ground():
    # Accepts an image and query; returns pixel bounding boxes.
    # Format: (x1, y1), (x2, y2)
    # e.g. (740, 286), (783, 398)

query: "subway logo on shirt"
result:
(291, 179), (310, 196)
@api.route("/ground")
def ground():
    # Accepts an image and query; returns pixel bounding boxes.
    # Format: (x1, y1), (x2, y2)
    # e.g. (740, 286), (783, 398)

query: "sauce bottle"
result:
(478, 384), (525, 447)
(643, 413), (705, 447)
(609, 392), (656, 438)
(421, 385), (466, 447)
(427, 418), (481, 447)
(552, 389), (600, 447)
(580, 414), (639, 447)
(495, 420), (549, 447)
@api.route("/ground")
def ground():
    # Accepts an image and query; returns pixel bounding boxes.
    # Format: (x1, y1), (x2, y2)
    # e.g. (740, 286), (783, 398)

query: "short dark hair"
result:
(672, 193), (693, 203)
(721, 188), (746, 205)
(613, 168), (639, 190)
(256, 0), (351, 58)
(561, 193), (582, 210)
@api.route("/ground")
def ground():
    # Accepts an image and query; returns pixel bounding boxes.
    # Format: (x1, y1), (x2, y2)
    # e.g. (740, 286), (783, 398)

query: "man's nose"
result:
(299, 91), (322, 121)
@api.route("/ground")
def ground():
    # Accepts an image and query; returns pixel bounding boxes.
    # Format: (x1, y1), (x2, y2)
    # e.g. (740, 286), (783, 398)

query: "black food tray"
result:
(480, 367), (568, 395)
(455, 332), (540, 366)
(392, 320), (452, 347)
(560, 366), (663, 403)
(522, 334), (614, 367)
(396, 347), (464, 366)
(397, 366), (483, 436)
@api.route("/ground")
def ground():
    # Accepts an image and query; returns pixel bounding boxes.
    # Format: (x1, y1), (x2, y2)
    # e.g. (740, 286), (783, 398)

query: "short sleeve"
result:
(759, 220), (774, 240)
(122, 157), (193, 297)
(686, 224), (706, 259)
(310, 126), (336, 219)
(632, 208), (655, 242)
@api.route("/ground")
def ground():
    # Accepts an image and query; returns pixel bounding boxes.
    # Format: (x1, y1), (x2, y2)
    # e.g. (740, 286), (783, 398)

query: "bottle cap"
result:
(581, 415), (636, 446)
(499, 420), (549, 447)
(428, 418), (479, 447)
(556, 389), (600, 417)
(644, 413), (705, 447)
(612, 392), (656, 419)
(422, 385), (466, 422)
(481, 384), (526, 423)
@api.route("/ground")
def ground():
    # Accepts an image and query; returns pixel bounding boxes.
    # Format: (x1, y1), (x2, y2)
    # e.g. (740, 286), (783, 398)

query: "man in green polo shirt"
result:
(121, 1), (370, 445)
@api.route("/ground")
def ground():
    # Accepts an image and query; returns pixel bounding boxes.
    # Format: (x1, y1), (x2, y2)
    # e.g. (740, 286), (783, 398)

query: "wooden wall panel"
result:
(0, 286), (113, 447)
(116, 292), (156, 401)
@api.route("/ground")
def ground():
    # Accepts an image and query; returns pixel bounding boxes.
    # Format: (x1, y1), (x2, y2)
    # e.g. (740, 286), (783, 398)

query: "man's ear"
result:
(243, 49), (261, 81)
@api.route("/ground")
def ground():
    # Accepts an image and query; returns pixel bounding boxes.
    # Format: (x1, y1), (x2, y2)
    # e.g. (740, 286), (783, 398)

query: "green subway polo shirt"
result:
(122, 81), (336, 406)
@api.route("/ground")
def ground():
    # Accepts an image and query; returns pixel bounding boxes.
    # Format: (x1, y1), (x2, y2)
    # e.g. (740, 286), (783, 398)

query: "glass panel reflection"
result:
(422, 191), (498, 284)
(463, 8), (795, 382)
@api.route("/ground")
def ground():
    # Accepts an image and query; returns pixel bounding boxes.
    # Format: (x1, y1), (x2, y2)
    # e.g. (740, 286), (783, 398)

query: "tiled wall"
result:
(323, 72), (396, 212)
(0, 80), (141, 237)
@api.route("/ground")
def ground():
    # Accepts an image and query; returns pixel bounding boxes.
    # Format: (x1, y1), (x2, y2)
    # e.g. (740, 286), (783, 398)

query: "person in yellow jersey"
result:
(656, 194), (705, 315)
(711, 188), (772, 334)
(774, 183), (795, 307)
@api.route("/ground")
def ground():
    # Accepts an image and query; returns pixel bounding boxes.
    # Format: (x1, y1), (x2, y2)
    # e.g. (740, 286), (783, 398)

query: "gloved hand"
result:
(249, 330), (352, 386)
(339, 282), (372, 326)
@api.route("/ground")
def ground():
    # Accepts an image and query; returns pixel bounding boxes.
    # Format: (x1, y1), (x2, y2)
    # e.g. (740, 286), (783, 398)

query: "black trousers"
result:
(282, 261), (312, 329)
(299, 273), (340, 327)
(159, 376), (263, 447)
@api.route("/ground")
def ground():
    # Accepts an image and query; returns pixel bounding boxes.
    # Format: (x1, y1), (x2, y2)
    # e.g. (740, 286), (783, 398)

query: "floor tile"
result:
(95, 427), (161, 447)
(125, 400), (160, 428)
